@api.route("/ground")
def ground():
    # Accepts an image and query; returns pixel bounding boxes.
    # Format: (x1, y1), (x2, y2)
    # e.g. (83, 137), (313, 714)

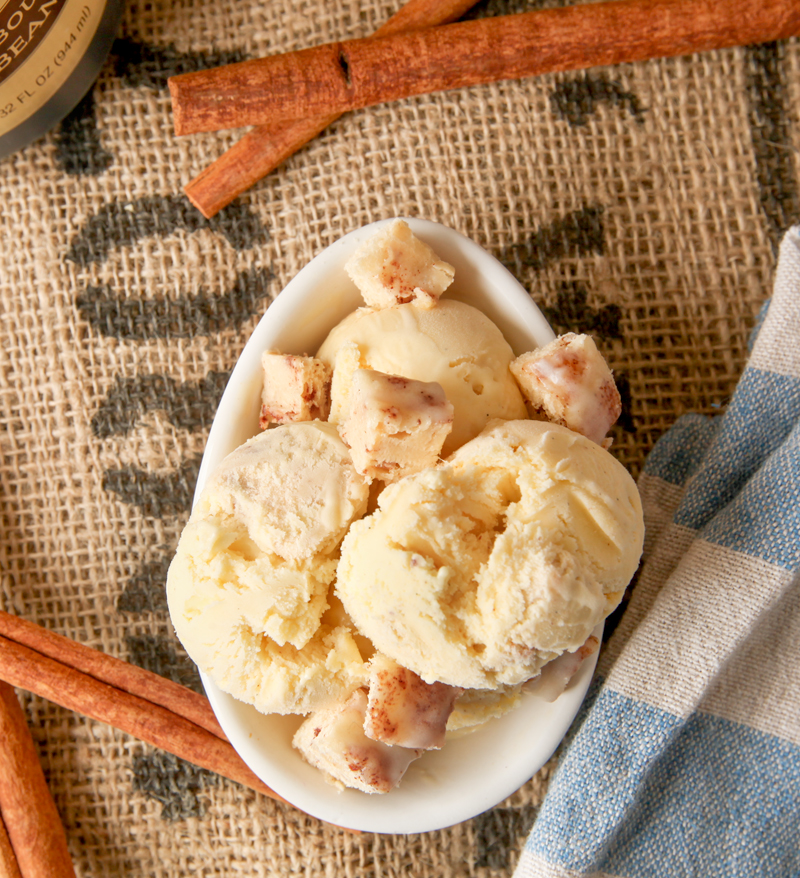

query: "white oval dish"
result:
(193, 217), (598, 834)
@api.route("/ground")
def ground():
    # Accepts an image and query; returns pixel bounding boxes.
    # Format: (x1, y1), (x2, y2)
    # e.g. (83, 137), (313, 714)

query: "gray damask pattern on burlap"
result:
(1, 0), (798, 875)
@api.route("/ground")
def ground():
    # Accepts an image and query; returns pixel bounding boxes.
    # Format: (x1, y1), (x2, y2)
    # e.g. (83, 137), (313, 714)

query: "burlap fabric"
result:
(0, 0), (798, 874)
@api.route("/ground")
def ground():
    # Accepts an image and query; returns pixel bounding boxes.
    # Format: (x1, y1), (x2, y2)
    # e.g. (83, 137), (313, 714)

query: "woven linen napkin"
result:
(514, 225), (800, 878)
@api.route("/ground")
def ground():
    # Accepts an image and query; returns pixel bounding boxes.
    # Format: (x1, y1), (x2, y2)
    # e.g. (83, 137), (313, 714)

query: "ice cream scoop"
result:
(317, 299), (528, 456)
(167, 421), (370, 715)
(336, 419), (644, 690)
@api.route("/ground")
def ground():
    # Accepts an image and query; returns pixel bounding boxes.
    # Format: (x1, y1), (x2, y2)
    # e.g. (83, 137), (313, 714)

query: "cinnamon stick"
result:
(0, 681), (76, 878)
(184, 0), (480, 218)
(0, 811), (22, 878)
(0, 611), (223, 741)
(0, 633), (283, 804)
(170, 0), (800, 136)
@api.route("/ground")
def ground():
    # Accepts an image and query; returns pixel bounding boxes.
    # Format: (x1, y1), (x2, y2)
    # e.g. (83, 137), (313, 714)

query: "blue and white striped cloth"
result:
(515, 226), (800, 878)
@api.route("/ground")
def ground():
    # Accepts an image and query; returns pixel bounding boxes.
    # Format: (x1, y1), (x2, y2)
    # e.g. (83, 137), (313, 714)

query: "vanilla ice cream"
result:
(167, 421), (371, 715)
(167, 221), (645, 798)
(336, 419), (644, 690)
(317, 299), (528, 456)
